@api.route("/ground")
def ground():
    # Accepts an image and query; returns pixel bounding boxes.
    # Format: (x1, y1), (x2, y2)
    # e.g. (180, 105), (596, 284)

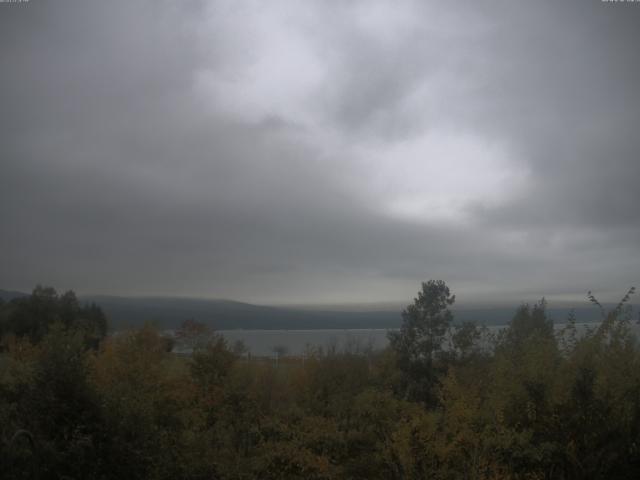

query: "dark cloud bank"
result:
(1, 0), (639, 306)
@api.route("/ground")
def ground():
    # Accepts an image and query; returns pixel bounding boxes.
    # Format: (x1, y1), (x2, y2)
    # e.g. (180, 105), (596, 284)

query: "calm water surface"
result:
(211, 322), (612, 357)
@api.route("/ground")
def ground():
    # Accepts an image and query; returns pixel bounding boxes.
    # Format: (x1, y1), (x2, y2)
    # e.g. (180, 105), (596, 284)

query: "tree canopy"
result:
(388, 280), (455, 403)
(0, 286), (107, 346)
(2, 282), (640, 479)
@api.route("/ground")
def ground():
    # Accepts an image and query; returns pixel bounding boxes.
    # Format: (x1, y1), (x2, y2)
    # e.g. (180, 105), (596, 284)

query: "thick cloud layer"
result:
(1, 0), (639, 304)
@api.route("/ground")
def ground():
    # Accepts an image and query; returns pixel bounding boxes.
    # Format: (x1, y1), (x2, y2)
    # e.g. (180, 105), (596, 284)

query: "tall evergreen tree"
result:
(388, 280), (455, 404)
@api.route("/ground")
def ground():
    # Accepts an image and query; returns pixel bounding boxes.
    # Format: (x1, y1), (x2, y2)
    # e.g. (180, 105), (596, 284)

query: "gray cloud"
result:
(1, 0), (639, 305)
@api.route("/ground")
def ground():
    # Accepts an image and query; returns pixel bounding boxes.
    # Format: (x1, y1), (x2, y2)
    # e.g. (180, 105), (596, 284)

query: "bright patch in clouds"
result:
(357, 132), (530, 223)
(195, 1), (325, 126)
(192, 4), (529, 228)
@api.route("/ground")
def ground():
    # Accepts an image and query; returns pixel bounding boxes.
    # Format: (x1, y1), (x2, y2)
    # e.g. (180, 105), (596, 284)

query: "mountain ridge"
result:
(1, 288), (616, 330)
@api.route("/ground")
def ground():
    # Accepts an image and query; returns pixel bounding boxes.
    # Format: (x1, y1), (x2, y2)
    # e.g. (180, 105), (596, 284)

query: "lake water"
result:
(216, 329), (389, 357)
(207, 322), (612, 357)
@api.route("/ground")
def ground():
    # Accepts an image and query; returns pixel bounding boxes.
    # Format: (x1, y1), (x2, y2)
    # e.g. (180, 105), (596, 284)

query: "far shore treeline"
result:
(0, 288), (610, 331)
(1, 281), (640, 479)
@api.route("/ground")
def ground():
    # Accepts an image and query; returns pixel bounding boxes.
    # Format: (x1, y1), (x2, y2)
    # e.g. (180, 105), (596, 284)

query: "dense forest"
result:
(1, 281), (640, 479)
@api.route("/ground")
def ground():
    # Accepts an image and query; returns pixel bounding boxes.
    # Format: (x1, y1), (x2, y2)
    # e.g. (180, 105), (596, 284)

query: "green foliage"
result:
(0, 286), (107, 346)
(2, 282), (640, 479)
(1, 325), (102, 479)
(190, 333), (237, 389)
(499, 298), (555, 353)
(451, 321), (485, 360)
(388, 280), (455, 404)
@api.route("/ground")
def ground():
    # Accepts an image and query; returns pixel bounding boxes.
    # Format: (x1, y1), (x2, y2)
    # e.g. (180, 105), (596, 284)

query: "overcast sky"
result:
(1, 0), (639, 305)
